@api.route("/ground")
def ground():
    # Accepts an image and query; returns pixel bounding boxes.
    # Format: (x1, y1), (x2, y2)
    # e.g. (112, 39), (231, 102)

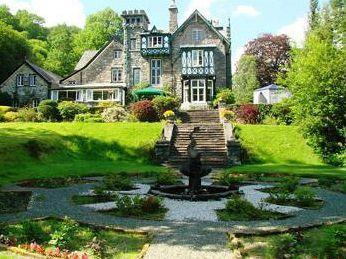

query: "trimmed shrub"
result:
(58, 101), (88, 121)
(74, 113), (103, 123)
(0, 92), (12, 106)
(213, 88), (235, 106)
(17, 107), (40, 122)
(101, 106), (128, 122)
(152, 96), (179, 118)
(3, 111), (18, 122)
(235, 104), (260, 124)
(37, 100), (60, 122)
(130, 100), (159, 122)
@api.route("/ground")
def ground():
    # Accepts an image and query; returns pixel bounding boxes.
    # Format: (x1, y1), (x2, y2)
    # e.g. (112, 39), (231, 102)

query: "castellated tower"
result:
(169, 0), (178, 33)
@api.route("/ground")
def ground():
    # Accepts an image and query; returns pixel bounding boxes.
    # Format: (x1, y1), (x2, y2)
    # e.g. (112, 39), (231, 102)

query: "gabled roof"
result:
(172, 10), (231, 46)
(255, 84), (281, 91)
(61, 37), (123, 83)
(1, 60), (61, 85)
(74, 50), (98, 71)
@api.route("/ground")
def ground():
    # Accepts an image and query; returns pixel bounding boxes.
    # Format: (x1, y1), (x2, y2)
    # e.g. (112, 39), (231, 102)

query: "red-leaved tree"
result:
(244, 34), (291, 87)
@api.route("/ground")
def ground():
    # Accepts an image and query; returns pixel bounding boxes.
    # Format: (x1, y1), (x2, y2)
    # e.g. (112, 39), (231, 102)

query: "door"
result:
(191, 79), (206, 103)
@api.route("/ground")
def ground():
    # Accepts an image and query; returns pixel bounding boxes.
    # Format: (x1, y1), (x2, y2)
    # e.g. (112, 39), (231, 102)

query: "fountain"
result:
(150, 127), (239, 201)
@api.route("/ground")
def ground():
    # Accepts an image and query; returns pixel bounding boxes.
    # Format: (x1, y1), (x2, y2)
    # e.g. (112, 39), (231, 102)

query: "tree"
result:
(309, 0), (319, 30)
(28, 39), (48, 67)
(0, 21), (30, 83)
(244, 34), (291, 87)
(15, 10), (47, 40)
(0, 5), (18, 28)
(279, 1), (345, 165)
(44, 24), (80, 76)
(232, 55), (260, 104)
(73, 8), (123, 56)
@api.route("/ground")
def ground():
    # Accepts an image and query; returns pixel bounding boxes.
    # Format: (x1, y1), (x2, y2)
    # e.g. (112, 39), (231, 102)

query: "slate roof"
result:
(255, 84), (281, 91)
(74, 50), (99, 71)
(25, 61), (62, 85)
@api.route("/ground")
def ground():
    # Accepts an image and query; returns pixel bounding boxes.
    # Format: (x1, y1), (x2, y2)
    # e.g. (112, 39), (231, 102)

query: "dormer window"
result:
(68, 81), (76, 85)
(17, 74), (24, 86)
(192, 29), (203, 42)
(114, 50), (122, 59)
(148, 36), (163, 48)
(29, 75), (37, 86)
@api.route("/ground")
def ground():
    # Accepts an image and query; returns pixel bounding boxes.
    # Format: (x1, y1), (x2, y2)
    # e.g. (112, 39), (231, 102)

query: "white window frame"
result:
(192, 50), (204, 67)
(132, 68), (141, 86)
(192, 29), (203, 42)
(148, 36), (163, 48)
(183, 80), (190, 103)
(51, 90), (58, 101)
(191, 79), (206, 103)
(17, 74), (24, 86)
(112, 68), (123, 82)
(114, 50), (122, 59)
(29, 74), (37, 87)
(91, 89), (121, 102)
(151, 59), (162, 86)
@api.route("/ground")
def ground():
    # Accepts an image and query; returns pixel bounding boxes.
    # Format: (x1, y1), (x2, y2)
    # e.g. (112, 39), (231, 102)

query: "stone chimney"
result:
(169, 0), (178, 33)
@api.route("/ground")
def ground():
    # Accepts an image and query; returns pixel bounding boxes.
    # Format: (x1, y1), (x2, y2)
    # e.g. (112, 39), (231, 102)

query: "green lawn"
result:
(0, 122), (165, 186)
(230, 125), (345, 178)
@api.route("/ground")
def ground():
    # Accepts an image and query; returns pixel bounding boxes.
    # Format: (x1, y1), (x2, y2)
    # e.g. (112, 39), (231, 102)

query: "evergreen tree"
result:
(309, 0), (319, 30)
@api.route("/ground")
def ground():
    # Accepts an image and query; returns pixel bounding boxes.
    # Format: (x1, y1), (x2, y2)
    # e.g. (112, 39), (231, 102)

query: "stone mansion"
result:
(1, 0), (232, 109)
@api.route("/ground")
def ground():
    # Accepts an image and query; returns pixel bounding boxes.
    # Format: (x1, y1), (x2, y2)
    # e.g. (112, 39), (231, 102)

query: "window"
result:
(112, 68), (122, 82)
(206, 80), (214, 102)
(17, 74), (24, 86)
(148, 36), (163, 48)
(192, 29), (203, 42)
(68, 81), (76, 85)
(51, 91), (58, 101)
(192, 50), (204, 67)
(114, 50), (122, 59)
(29, 75), (37, 86)
(130, 38), (137, 50)
(151, 59), (161, 85)
(92, 89), (120, 102)
(191, 79), (206, 103)
(183, 80), (190, 103)
(32, 99), (40, 108)
(133, 68), (141, 85)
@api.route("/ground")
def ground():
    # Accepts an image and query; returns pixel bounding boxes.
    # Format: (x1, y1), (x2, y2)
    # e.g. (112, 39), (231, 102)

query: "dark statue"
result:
(180, 127), (211, 194)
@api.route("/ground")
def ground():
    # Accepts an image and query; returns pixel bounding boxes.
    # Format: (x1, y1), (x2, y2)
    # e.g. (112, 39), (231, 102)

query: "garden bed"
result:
(72, 195), (115, 205)
(102, 207), (168, 221)
(0, 218), (149, 259)
(18, 177), (94, 189)
(0, 191), (32, 214)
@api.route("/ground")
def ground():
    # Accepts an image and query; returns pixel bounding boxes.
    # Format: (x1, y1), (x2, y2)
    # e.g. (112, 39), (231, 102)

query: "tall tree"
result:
(44, 24), (80, 76)
(279, 0), (345, 165)
(309, 0), (319, 30)
(0, 5), (18, 28)
(15, 10), (48, 40)
(244, 34), (291, 87)
(28, 39), (48, 67)
(0, 21), (30, 82)
(73, 8), (123, 56)
(232, 55), (260, 104)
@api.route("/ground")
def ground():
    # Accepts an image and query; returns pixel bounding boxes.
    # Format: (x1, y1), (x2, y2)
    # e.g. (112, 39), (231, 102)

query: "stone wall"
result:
(0, 64), (50, 106)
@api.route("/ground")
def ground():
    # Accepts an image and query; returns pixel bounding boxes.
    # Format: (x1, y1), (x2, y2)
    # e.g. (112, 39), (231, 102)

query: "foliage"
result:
(16, 107), (40, 122)
(73, 8), (123, 56)
(92, 101), (119, 114)
(3, 111), (19, 122)
(58, 101), (88, 121)
(101, 173), (134, 191)
(271, 99), (294, 125)
(220, 109), (236, 122)
(0, 21), (30, 83)
(279, 176), (300, 192)
(235, 104), (260, 124)
(265, 233), (298, 259)
(133, 82), (150, 90)
(213, 88), (235, 106)
(294, 186), (316, 207)
(163, 110), (175, 120)
(0, 105), (13, 114)
(101, 106), (128, 122)
(152, 95), (179, 118)
(130, 100), (159, 122)
(49, 218), (78, 249)
(233, 55), (260, 104)
(0, 92), (12, 106)
(156, 170), (180, 185)
(279, 2), (345, 166)
(7, 220), (49, 244)
(74, 113), (103, 123)
(244, 34), (291, 87)
(37, 100), (60, 122)
(15, 10), (47, 40)
(217, 173), (245, 186)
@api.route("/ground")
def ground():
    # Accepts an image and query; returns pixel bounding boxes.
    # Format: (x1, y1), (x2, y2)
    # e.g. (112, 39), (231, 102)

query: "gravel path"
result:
(1, 180), (346, 259)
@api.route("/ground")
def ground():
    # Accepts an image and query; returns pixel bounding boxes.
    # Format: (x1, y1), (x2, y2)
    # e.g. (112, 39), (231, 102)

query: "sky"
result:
(0, 0), (329, 70)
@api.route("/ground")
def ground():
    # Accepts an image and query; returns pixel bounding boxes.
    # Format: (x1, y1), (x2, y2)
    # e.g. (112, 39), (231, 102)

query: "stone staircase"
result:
(167, 110), (229, 168)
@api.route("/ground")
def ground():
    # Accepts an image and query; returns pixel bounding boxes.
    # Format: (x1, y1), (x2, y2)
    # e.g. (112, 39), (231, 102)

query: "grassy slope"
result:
(0, 123), (165, 185)
(230, 125), (345, 178)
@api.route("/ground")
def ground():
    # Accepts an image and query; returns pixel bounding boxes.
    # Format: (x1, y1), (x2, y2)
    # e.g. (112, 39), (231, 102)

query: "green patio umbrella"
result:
(132, 86), (165, 99)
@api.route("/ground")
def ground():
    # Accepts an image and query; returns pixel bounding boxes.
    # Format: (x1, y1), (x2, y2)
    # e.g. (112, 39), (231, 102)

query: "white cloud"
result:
(233, 5), (261, 17)
(0, 0), (86, 27)
(184, 0), (217, 19)
(278, 17), (308, 47)
(232, 46), (245, 73)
